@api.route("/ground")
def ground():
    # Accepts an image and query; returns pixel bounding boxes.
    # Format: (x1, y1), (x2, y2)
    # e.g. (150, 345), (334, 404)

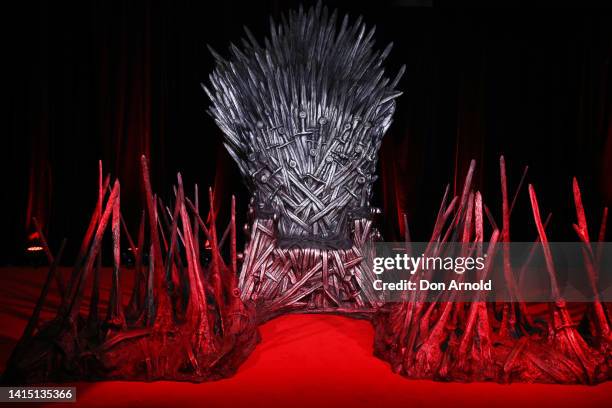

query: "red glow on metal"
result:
(372, 156), (611, 384)
(5, 156), (611, 386)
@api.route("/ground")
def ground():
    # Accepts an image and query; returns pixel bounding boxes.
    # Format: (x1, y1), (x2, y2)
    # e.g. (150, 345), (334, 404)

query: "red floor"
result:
(0, 267), (610, 408)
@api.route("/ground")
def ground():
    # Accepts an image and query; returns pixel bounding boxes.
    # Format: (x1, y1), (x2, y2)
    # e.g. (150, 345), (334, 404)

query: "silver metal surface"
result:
(205, 3), (403, 247)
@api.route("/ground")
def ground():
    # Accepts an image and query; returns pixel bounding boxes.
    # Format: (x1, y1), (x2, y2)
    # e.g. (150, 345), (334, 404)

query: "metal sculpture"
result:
(372, 159), (612, 384)
(204, 3), (403, 314)
(2, 158), (259, 383)
(3, 3), (611, 387)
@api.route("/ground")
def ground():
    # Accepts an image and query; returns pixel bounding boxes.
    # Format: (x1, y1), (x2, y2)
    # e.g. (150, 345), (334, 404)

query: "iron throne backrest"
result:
(205, 4), (403, 248)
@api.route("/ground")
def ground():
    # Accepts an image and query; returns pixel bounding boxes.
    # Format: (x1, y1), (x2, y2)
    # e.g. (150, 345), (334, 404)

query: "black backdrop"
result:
(2, 0), (611, 264)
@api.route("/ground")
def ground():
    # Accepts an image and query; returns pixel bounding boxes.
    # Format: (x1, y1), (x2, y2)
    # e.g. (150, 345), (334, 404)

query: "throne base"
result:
(238, 218), (382, 319)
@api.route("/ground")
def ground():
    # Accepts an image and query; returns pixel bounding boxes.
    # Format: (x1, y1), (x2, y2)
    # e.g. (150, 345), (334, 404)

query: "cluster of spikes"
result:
(204, 1), (404, 158)
(204, 2), (404, 244)
(2, 157), (259, 383)
(373, 157), (612, 384)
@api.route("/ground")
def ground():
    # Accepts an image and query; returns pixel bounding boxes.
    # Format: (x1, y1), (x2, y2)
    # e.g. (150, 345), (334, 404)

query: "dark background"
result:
(2, 0), (611, 264)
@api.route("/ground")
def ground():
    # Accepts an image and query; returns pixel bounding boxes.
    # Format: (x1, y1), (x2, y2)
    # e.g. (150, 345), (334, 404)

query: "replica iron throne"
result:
(204, 4), (404, 317)
(3, 3), (612, 387)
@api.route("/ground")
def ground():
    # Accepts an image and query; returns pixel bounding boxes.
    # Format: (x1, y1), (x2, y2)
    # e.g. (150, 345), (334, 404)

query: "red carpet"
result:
(0, 267), (610, 408)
